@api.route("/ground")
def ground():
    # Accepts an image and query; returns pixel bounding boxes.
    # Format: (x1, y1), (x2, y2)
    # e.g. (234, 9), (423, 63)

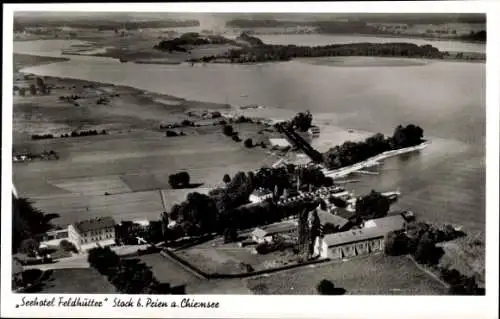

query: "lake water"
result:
(14, 38), (486, 231)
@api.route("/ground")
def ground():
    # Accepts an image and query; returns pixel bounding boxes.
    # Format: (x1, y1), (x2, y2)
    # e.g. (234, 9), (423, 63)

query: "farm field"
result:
(245, 254), (448, 295)
(14, 129), (275, 225)
(186, 279), (253, 294)
(35, 268), (116, 294)
(130, 253), (203, 288)
(176, 244), (299, 275)
(14, 130), (273, 181)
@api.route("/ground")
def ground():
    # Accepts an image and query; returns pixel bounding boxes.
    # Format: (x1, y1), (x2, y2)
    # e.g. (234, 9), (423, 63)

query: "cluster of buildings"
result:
(247, 185), (410, 262)
(277, 185), (355, 211)
(40, 217), (117, 253)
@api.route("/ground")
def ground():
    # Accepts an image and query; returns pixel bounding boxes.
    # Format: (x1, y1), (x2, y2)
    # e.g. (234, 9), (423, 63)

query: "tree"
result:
(297, 206), (311, 256)
(29, 84), (37, 96)
(59, 240), (78, 253)
(222, 125), (234, 136)
(36, 77), (46, 94)
(168, 172), (191, 189)
(12, 196), (58, 253)
(223, 227), (238, 243)
(244, 138), (253, 148)
(109, 258), (158, 294)
(291, 111), (313, 132)
(384, 231), (409, 256)
(413, 231), (439, 265)
(87, 246), (121, 277)
(19, 87), (26, 96)
(316, 279), (336, 295)
(355, 190), (391, 220)
(232, 134), (241, 142)
(19, 238), (39, 257)
(223, 174), (231, 184)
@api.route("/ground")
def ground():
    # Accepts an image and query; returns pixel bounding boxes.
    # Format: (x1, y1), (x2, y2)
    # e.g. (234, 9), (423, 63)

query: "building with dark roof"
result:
(316, 206), (351, 233)
(68, 217), (116, 252)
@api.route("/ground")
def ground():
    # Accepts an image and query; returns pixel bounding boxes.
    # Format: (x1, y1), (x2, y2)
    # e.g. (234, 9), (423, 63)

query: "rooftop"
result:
(322, 227), (387, 247)
(316, 207), (350, 229)
(251, 188), (273, 197)
(364, 215), (406, 233)
(72, 216), (116, 234)
(251, 228), (268, 238)
(262, 220), (298, 235)
(322, 216), (405, 248)
(336, 208), (357, 220)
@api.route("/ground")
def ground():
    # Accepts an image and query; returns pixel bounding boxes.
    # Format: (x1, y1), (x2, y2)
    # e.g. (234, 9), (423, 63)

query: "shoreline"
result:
(321, 141), (430, 179)
(16, 60), (231, 113)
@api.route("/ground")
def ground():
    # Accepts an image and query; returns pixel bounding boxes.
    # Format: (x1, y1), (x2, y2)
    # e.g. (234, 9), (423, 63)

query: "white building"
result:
(251, 228), (273, 244)
(314, 215), (406, 260)
(68, 217), (116, 252)
(39, 229), (70, 247)
(249, 188), (274, 203)
(308, 125), (320, 138)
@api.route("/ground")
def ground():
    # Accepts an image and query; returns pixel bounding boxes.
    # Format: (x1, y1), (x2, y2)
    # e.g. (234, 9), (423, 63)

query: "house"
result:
(249, 188), (274, 203)
(269, 138), (292, 148)
(68, 217), (116, 252)
(308, 125), (320, 138)
(313, 214), (406, 260)
(251, 228), (272, 244)
(39, 229), (69, 247)
(252, 221), (298, 244)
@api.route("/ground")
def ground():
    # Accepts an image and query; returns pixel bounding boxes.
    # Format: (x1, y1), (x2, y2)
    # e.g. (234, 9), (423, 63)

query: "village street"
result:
(23, 244), (149, 270)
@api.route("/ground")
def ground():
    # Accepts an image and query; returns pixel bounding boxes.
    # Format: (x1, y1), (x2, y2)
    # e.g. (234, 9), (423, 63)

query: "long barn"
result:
(314, 215), (406, 260)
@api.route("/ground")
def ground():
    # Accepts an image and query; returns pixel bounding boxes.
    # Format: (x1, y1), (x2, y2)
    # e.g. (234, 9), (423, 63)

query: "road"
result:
(23, 244), (149, 271)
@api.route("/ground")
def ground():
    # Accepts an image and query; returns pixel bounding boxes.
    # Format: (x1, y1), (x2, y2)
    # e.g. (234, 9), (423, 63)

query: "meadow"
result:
(245, 254), (448, 295)
(128, 253), (203, 288)
(36, 268), (116, 293)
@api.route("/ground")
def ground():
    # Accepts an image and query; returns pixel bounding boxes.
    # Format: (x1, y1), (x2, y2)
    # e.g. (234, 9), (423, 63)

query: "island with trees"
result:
(322, 124), (425, 170)
(154, 32), (240, 53)
(184, 32), (484, 64)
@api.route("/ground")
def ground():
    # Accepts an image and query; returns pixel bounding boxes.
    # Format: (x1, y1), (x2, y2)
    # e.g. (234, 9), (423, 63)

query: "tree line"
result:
(323, 124), (424, 170)
(460, 30), (486, 42)
(14, 77), (52, 96)
(14, 17), (199, 31)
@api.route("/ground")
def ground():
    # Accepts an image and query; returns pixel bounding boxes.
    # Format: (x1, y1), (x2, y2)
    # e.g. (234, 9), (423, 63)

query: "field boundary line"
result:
(406, 255), (449, 289)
